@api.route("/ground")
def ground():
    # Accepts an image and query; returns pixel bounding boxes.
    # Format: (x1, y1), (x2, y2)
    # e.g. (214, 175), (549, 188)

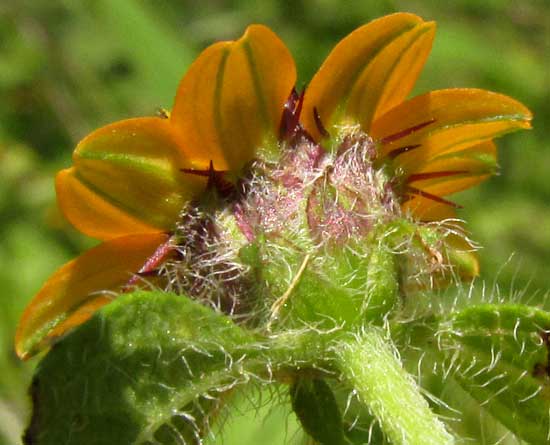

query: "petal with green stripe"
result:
(347, 21), (436, 131)
(57, 117), (205, 240)
(171, 24), (296, 175)
(405, 141), (498, 197)
(15, 232), (169, 360)
(374, 89), (532, 174)
(301, 13), (425, 140)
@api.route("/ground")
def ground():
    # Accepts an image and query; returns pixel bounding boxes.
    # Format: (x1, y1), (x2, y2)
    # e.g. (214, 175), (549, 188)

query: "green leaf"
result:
(290, 377), (347, 445)
(439, 303), (550, 444)
(24, 290), (260, 445)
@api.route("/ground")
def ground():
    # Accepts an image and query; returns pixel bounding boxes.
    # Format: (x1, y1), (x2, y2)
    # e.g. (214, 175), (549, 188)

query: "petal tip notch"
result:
(171, 24), (296, 173)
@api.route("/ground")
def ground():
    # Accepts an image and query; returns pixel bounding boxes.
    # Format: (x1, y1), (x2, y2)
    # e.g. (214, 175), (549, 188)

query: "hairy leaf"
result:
(24, 291), (260, 445)
(439, 303), (550, 444)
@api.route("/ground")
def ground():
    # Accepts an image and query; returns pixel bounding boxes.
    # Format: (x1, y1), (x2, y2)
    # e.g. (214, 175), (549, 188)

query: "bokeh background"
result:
(0, 1), (548, 443)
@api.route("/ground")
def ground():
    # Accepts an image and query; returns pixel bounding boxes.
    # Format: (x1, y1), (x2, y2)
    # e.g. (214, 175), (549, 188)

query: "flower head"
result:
(16, 13), (531, 359)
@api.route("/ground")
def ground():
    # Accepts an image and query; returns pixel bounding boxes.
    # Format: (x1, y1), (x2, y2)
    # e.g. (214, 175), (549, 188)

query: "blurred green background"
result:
(0, 0), (548, 443)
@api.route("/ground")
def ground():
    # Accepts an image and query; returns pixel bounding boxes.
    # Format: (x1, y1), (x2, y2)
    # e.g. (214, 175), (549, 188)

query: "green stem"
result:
(334, 326), (454, 445)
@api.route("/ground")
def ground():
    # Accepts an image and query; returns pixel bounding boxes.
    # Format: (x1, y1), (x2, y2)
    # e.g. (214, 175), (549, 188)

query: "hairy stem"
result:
(334, 326), (454, 445)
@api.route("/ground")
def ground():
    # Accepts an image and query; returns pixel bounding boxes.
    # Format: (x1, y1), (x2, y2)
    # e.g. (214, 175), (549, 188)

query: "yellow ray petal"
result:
(171, 24), (296, 174)
(15, 232), (169, 360)
(415, 140), (497, 174)
(47, 296), (112, 340)
(402, 195), (457, 222)
(418, 174), (491, 198)
(373, 89), (532, 173)
(56, 168), (156, 240)
(57, 117), (205, 240)
(424, 139), (497, 165)
(301, 13), (425, 140)
(347, 22), (435, 131)
(406, 141), (497, 196)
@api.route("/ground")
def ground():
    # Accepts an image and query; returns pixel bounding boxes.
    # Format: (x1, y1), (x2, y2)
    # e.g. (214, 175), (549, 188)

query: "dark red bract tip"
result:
(278, 87), (318, 144)
(406, 170), (469, 184)
(124, 237), (174, 289)
(405, 186), (463, 209)
(279, 87), (304, 141)
(313, 107), (329, 138)
(386, 144), (421, 160)
(181, 161), (236, 200)
(379, 119), (436, 145)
